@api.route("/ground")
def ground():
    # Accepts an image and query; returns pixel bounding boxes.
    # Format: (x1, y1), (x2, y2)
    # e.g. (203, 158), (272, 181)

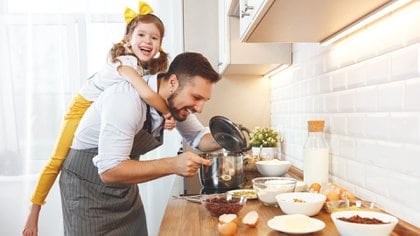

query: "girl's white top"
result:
(79, 55), (142, 101)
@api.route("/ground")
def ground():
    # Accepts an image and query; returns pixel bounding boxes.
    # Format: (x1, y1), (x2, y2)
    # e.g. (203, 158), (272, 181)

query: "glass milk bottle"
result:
(303, 120), (329, 186)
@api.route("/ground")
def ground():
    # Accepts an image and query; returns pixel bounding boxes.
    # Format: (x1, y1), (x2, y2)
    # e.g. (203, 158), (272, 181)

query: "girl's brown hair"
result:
(109, 14), (168, 75)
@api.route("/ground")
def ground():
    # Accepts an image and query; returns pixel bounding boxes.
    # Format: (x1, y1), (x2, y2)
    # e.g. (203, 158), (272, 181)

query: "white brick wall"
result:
(271, 2), (420, 227)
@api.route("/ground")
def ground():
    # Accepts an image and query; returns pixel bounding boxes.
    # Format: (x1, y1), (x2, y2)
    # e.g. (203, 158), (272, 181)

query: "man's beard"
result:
(167, 91), (188, 121)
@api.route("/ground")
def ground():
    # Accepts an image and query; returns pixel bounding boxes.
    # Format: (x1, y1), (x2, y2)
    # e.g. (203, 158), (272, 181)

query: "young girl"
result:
(22, 2), (173, 235)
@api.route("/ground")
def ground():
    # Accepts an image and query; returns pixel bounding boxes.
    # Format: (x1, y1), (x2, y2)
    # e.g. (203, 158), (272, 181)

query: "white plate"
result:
(267, 214), (326, 234)
(226, 189), (257, 199)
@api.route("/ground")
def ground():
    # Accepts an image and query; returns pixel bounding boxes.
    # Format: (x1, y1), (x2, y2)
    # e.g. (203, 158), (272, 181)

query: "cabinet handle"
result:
(241, 3), (254, 18)
(217, 62), (223, 66)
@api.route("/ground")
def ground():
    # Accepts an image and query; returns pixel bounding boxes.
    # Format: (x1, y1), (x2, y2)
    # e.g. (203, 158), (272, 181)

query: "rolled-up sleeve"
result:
(176, 115), (210, 149)
(92, 88), (145, 174)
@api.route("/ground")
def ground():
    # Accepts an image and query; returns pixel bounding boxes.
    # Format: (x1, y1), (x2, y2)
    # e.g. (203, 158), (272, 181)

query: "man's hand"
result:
(174, 151), (211, 177)
(163, 113), (176, 130)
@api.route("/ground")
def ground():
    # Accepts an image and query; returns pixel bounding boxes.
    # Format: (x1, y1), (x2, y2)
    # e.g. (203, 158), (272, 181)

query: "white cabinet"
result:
(219, 0), (291, 76)
(237, 0), (392, 42)
(238, 0), (270, 40)
(183, 0), (219, 70)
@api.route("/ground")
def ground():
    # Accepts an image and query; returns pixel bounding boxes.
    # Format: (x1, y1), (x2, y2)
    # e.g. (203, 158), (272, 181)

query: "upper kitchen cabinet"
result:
(219, 0), (291, 75)
(236, 0), (392, 42)
(183, 0), (219, 70)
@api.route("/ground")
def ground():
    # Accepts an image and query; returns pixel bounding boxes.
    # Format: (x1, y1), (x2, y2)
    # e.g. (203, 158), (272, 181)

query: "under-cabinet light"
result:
(265, 64), (290, 78)
(320, 0), (413, 46)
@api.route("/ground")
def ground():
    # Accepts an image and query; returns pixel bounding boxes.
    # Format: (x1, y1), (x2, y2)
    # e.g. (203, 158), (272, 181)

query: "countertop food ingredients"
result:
(309, 182), (321, 193)
(242, 210), (259, 227)
(341, 190), (356, 201)
(217, 221), (237, 236)
(324, 189), (340, 202)
(219, 214), (238, 224)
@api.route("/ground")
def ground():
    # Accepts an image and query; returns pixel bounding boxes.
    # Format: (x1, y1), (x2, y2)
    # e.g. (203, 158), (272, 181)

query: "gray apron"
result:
(59, 105), (163, 236)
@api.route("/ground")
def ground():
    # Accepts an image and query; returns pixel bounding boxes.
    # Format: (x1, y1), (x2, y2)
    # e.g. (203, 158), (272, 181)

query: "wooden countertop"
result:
(159, 197), (338, 235)
(159, 166), (420, 235)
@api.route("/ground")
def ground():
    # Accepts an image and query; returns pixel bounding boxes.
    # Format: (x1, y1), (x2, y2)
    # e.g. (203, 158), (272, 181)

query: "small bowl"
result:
(252, 177), (297, 207)
(256, 159), (291, 177)
(276, 192), (326, 216)
(326, 200), (379, 213)
(331, 210), (398, 236)
(201, 193), (246, 216)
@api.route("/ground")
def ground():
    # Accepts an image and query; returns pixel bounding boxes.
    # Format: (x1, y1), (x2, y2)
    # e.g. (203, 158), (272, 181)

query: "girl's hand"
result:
(163, 113), (176, 130)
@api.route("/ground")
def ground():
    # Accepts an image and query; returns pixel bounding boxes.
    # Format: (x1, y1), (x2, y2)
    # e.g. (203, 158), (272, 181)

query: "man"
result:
(59, 52), (221, 235)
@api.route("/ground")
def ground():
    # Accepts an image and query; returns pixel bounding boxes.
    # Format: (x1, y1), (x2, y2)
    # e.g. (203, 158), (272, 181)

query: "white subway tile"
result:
(355, 139), (377, 163)
(400, 144), (420, 177)
(325, 94), (338, 113)
(331, 71), (347, 91)
(366, 56), (390, 85)
(330, 116), (346, 135)
(338, 137), (356, 159)
(313, 95), (325, 113)
(404, 78), (420, 111)
(347, 115), (366, 137)
(377, 82), (403, 111)
(347, 64), (367, 88)
(371, 16), (404, 55)
(364, 114), (389, 139)
(388, 115), (419, 143)
(325, 47), (342, 72)
(354, 87), (377, 112)
(273, 12), (420, 226)
(386, 172), (420, 211)
(312, 56), (325, 77)
(328, 135), (339, 156)
(319, 74), (331, 93)
(390, 45), (419, 81)
(399, 205), (420, 228)
(347, 160), (366, 187)
(364, 166), (389, 196)
(392, 1), (420, 46)
(338, 92), (355, 112)
(331, 155), (347, 179)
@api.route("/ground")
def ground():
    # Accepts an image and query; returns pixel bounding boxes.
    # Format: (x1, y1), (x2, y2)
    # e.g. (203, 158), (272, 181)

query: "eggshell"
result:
(217, 222), (237, 236)
(242, 211), (259, 227)
(219, 214), (238, 224)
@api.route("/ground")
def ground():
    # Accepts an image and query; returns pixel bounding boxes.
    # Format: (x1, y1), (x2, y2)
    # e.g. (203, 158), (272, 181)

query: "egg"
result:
(341, 190), (356, 201)
(217, 221), (237, 236)
(324, 189), (340, 202)
(242, 211), (259, 227)
(219, 214), (238, 224)
(309, 182), (321, 193)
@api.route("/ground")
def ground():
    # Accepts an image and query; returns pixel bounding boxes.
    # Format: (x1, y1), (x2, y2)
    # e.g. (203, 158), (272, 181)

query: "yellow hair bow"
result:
(124, 1), (154, 24)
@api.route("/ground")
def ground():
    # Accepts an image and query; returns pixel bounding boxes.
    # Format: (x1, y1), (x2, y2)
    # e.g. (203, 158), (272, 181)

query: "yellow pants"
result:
(31, 94), (92, 205)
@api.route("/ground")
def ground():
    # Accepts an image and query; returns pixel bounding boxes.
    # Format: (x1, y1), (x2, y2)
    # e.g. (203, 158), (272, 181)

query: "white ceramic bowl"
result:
(255, 159), (291, 177)
(331, 210), (398, 236)
(252, 177), (297, 207)
(276, 192), (326, 216)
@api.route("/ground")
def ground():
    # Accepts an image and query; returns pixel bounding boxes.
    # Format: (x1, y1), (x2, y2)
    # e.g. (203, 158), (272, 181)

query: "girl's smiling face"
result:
(126, 22), (161, 65)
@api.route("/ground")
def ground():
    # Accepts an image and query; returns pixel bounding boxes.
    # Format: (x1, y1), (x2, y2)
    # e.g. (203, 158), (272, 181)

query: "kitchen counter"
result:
(159, 197), (338, 235)
(159, 166), (419, 235)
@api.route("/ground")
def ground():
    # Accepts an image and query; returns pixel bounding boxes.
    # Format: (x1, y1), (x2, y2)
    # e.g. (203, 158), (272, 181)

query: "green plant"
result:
(250, 127), (282, 147)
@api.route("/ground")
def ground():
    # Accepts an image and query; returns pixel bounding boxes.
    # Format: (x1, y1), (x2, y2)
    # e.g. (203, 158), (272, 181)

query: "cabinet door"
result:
(239, 0), (267, 39)
(218, 0), (230, 74)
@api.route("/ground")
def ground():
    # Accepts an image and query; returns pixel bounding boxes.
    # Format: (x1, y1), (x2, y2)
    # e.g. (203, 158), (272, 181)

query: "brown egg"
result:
(324, 189), (340, 202)
(219, 214), (238, 224)
(218, 221), (237, 236)
(242, 211), (259, 227)
(309, 182), (321, 193)
(341, 190), (357, 201)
